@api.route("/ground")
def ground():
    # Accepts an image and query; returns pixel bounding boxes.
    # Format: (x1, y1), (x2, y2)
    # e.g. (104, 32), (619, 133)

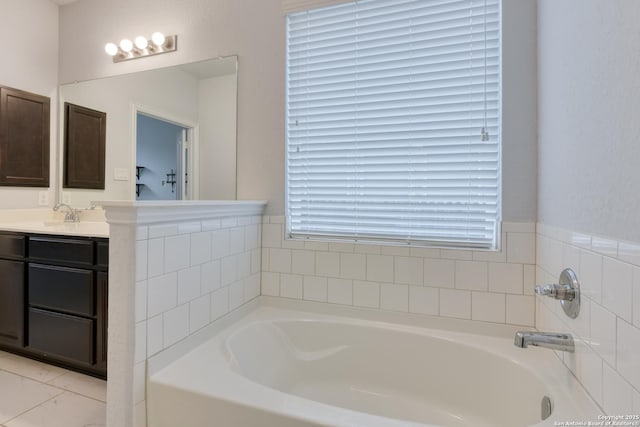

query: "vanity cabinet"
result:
(0, 231), (108, 379)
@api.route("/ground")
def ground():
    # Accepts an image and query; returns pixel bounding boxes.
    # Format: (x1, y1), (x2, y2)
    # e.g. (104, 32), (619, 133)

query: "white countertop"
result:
(0, 220), (109, 238)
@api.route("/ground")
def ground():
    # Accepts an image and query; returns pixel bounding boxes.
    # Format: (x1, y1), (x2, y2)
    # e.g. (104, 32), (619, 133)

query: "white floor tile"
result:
(0, 353), (67, 383)
(47, 371), (107, 402)
(0, 370), (62, 424)
(5, 392), (105, 427)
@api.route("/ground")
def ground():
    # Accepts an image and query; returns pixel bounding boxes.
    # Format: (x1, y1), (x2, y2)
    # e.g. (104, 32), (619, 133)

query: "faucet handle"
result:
(535, 268), (581, 319)
(535, 284), (555, 297)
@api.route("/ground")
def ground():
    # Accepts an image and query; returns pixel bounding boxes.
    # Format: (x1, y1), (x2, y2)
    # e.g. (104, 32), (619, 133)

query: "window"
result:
(286, 0), (501, 249)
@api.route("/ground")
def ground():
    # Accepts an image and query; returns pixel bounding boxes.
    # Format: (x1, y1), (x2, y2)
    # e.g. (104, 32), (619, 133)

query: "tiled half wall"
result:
(261, 216), (537, 327)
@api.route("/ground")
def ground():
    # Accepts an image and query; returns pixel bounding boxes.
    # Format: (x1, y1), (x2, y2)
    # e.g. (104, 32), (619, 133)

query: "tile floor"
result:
(0, 351), (106, 427)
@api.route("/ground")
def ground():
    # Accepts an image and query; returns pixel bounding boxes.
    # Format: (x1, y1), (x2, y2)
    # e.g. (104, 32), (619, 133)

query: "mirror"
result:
(58, 56), (238, 207)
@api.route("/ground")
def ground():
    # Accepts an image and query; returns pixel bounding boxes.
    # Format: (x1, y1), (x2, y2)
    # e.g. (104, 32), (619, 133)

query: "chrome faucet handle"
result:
(535, 283), (575, 301)
(535, 268), (581, 319)
(535, 284), (555, 297)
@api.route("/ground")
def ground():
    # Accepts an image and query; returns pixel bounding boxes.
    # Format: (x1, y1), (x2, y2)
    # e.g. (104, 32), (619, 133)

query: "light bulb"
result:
(151, 32), (165, 47)
(119, 39), (133, 53)
(104, 42), (118, 56)
(135, 36), (148, 50)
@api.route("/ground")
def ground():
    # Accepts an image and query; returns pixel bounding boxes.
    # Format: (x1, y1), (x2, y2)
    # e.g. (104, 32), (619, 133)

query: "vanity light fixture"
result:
(104, 32), (177, 63)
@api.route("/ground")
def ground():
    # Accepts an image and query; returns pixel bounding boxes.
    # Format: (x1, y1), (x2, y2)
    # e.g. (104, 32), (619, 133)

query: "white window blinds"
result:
(286, 0), (501, 249)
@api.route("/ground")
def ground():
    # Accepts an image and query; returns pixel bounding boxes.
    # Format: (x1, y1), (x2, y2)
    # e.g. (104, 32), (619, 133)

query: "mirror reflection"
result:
(58, 56), (238, 207)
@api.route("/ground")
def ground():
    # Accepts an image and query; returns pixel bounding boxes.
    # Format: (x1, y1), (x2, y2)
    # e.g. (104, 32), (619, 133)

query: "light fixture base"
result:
(112, 34), (177, 63)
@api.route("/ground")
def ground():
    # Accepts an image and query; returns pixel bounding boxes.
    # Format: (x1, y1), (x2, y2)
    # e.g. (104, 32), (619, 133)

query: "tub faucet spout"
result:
(514, 331), (574, 353)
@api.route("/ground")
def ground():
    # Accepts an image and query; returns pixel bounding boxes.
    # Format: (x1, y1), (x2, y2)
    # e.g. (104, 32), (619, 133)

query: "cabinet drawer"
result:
(28, 264), (94, 316)
(97, 241), (108, 269)
(28, 308), (94, 365)
(29, 237), (94, 266)
(0, 234), (25, 258)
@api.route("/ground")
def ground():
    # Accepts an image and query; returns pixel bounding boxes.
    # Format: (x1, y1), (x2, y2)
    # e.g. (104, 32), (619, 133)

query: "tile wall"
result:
(536, 224), (640, 415)
(261, 216), (537, 327)
(132, 214), (262, 426)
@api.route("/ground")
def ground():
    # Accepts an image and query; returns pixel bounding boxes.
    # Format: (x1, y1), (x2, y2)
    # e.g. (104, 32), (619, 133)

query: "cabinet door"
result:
(95, 272), (108, 375)
(0, 259), (25, 348)
(0, 86), (50, 187)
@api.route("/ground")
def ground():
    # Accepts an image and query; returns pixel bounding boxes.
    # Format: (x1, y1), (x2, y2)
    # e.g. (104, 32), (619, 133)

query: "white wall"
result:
(59, 0), (537, 221)
(198, 73), (237, 200)
(538, 0), (640, 243)
(0, 0), (58, 208)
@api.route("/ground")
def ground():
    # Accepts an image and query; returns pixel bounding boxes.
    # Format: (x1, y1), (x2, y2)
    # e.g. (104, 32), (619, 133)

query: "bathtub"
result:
(148, 298), (600, 427)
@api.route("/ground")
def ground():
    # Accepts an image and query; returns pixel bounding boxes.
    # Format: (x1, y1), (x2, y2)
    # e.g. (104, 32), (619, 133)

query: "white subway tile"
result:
(580, 250), (603, 304)
(537, 235), (562, 276)
(561, 243), (580, 276)
(261, 272), (280, 296)
(135, 401), (146, 427)
(380, 284), (408, 312)
(592, 236), (618, 258)
(507, 232), (536, 265)
(210, 287), (229, 320)
(327, 278), (353, 305)
(269, 215), (285, 224)
(291, 250), (316, 275)
(190, 232), (211, 266)
(147, 272), (177, 318)
(229, 227), (245, 254)
(366, 254), (394, 283)
(506, 295), (535, 326)
(147, 314), (163, 357)
(221, 255), (238, 286)
(202, 219), (221, 231)
(340, 253), (367, 280)
(136, 240), (148, 281)
(305, 241), (328, 251)
(189, 295), (210, 333)
(237, 252), (251, 280)
(424, 258), (455, 288)
(473, 244), (506, 263)
(353, 281), (380, 308)
(455, 261), (488, 291)
(634, 388), (640, 415)
(148, 224), (178, 239)
(566, 297), (590, 341)
(134, 321), (146, 364)
(394, 256), (423, 286)
(251, 248), (261, 275)
(590, 302), (617, 367)
(381, 246), (411, 256)
(409, 286), (439, 316)
(269, 248), (291, 273)
(147, 238), (164, 278)
(488, 263), (523, 294)
(329, 242), (354, 253)
(135, 281), (147, 323)
(200, 260), (221, 293)
(244, 274), (260, 301)
(354, 244), (381, 255)
(602, 257), (633, 323)
(619, 241), (640, 267)
(441, 249), (473, 261)
(523, 265), (535, 295)
(244, 224), (260, 250)
(410, 247), (440, 259)
(616, 319), (640, 391)
(136, 226), (148, 241)
(177, 266), (201, 304)
(164, 235), (190, 273)
(316, 252), (340, 277)
(634, 267), (640, 329)
(282, 238), (305, 250)
(229, 280), (245, 310)
(472, 292), (505, 323)
(211, 229), (230, 260)
(439, 289), (471, 319)
(178, 222), (201, 234)
(603, 362), (634, 415)
(502, 222), (535, 233)
(221, 217), (237, 228)
(303, 276), (328, 302)
(575, 341), (603, 406)
(163, 304), (189, 347)
(262, 223), (282, 248)
(134, 361), (146, 404)
(237, 216), (251, 226)
(280, 274), (303, 299)
(262, 248), (270, 272)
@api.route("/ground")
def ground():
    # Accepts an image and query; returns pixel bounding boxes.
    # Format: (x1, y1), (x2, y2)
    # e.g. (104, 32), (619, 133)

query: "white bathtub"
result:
(148, 299), (600, 427)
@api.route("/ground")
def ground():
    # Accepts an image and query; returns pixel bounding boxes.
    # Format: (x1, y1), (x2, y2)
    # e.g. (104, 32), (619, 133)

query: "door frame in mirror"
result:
(131, 104), (200, 200)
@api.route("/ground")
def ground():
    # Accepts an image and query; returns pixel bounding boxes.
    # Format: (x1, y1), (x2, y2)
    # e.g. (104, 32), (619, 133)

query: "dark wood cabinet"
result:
(0, 86), (50, 187)
(0, 231), (108, 379)
(64, 103), (106, 189)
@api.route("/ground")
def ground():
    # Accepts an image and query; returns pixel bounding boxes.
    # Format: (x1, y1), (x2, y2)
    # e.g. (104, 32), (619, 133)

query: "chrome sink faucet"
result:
(53, 203), (80, 223)
(514, 331), (575, 353)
